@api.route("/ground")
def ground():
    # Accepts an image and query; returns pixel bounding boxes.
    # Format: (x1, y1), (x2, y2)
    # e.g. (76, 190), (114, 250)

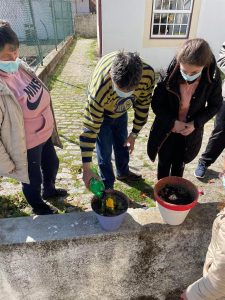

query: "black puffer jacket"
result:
(147, 57), (223, 163)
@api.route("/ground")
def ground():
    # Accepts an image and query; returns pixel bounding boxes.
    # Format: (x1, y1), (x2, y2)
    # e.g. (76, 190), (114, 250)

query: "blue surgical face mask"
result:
(180, 69), (202, 82)
(0, 57), (20, 73)
(113, 82), (134, 98)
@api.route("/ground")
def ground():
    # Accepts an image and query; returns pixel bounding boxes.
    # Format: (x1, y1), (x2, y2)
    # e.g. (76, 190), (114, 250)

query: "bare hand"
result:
(123, 134), (136, 154)
(180, 121), (195, 136)
(82, 163), (100, 189)
(172, 120), (187, 133)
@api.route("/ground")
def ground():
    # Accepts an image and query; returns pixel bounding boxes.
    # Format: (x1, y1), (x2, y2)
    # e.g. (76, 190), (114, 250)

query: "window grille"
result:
(150, 0), (194, 39)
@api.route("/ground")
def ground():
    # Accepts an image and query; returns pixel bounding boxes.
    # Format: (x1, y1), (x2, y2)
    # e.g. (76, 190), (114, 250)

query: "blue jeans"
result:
(96, 113), (129, 189)
(22, 137), (59, 208)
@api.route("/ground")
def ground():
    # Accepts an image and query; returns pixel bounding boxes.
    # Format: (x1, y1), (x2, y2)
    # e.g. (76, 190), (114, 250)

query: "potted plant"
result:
(154, 176), (199, 225)
(91, 190), (128, 231)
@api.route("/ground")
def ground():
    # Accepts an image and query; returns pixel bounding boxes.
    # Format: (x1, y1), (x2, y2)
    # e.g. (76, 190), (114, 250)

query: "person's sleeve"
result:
(186, 222), (225, 300)
(193, 68), (223, 129)
(79, 76), (106, 163)
(132, 68), (155, 134)
(217, 42), (225, 74)
(0, 106), (15, 173)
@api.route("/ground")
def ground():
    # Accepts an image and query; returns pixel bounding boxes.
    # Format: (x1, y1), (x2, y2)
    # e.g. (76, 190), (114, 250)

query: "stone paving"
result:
(0, 38), (224, 217)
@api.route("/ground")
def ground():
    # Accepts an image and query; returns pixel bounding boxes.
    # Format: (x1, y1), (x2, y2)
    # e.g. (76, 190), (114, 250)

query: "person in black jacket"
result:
(147, 38), (223, 180)
(195, 42), (225, 178)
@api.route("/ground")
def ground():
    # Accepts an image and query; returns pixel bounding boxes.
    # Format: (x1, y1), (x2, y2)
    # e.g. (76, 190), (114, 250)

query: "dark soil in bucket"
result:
(91, 192), (128, 217)
(158, 184), (194, 205)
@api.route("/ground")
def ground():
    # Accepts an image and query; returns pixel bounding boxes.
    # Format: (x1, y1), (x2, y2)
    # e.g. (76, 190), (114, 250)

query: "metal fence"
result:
(0, 0), (74, 68)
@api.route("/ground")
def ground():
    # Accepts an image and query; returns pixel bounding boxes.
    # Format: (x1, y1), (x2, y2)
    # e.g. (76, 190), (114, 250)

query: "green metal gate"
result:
(0, 0), (74, 68)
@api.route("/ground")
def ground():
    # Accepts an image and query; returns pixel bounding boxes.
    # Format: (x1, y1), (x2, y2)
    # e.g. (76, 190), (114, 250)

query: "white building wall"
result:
(101, 0), (225, 70)
(196, 0), (225, 59)
(101, 0), (146, 59)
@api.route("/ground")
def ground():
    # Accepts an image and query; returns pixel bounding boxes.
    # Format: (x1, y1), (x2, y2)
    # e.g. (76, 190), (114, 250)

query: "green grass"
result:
(114, 179), (156, 208)
(0, 193), (30, 218)
(73, 83), (87, 95)
(87, 40), (97, 66)
(4, 178), (19, 185)
(143, 160), (152, 168)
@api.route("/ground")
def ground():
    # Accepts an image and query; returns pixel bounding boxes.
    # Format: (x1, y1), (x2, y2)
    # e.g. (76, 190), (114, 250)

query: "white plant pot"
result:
(157, 202), (191, 225)
(154, 176), (199, 226)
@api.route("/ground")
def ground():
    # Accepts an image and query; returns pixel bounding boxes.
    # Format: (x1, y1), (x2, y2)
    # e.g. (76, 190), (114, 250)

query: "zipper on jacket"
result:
(157, 131), (171, 152)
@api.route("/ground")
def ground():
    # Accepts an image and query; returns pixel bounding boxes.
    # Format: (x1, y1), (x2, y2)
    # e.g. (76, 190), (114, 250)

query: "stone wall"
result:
(74, 14), (97, 38)
(36, 36), (74, 85)
(0, 203), (218, 300)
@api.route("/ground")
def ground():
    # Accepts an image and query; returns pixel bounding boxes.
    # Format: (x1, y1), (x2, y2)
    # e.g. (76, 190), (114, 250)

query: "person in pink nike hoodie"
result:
(0, 20), (67, 215)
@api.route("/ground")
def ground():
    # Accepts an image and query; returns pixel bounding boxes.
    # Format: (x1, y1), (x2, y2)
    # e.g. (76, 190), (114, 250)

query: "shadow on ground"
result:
(116, 178), (155, 208)
(195, 168), (220, 183)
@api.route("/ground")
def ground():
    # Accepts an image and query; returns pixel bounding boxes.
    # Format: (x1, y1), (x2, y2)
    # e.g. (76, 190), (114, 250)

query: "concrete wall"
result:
(100, 0), (225, 70)
(75, 14), (97, 38)
(0, 203), (218, 300)
(36, 36), (74, 84)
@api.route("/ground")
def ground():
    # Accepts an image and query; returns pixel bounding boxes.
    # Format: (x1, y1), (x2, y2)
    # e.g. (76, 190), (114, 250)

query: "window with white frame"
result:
(151, 0), (194, 38)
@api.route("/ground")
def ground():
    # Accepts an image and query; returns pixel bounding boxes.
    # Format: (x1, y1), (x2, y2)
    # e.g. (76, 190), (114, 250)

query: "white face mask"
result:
(0, 57), (20, 73)
(112, 82), (134, 98)
(180, 69), (202, 82)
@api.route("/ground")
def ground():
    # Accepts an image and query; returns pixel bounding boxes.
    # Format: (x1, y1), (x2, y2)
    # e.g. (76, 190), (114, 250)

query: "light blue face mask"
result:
(0, 57), (20, 73)
(180, 69), (202, 82)
(113, 82), (134, 98)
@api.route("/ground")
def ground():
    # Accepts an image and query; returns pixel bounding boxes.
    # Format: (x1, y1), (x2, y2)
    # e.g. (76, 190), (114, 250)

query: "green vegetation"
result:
(114, 179), (156, 208)
(87, 40), (98, 66)
(0, 193), (30, 218)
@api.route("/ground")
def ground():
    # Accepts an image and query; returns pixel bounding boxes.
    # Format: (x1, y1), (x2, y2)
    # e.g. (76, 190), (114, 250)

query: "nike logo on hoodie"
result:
(24, 78), (43, 110)
(27, 87), (44, 110)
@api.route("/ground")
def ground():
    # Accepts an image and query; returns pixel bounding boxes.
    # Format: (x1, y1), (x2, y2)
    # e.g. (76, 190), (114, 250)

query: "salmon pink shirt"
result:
(179, 79), (200, 122)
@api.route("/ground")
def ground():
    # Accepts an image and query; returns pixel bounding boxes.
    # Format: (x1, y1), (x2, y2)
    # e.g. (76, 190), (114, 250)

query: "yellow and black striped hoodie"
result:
(80, 52), (155, 163)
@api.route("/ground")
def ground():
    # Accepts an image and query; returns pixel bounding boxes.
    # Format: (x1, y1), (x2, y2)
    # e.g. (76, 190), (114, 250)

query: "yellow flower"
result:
(106, 197), (114, 209)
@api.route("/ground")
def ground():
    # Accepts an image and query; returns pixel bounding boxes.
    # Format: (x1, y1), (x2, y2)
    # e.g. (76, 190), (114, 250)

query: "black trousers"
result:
(157, 133), (185, 180)
(200, 100), (225, 166)
(22, 137), (59, 208)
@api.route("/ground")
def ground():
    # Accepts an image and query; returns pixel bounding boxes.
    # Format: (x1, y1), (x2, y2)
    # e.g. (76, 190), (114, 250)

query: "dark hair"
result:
(111, 51), (143, 90)
(176, 38), (213, 67)
(218, 201), (225, 211)
(0, 20), (19, 51)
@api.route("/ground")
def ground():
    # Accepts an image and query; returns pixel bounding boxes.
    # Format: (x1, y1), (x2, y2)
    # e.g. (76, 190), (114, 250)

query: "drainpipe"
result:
(97, 0), (102, 56)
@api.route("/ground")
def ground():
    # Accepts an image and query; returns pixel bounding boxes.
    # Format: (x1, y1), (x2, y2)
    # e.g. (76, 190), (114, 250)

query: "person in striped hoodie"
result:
(80, 51), (155, 190)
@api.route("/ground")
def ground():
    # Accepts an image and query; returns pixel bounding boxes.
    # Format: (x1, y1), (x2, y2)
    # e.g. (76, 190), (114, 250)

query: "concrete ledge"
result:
(0, 203), (218, 300)
(35, 36), (75, 84)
